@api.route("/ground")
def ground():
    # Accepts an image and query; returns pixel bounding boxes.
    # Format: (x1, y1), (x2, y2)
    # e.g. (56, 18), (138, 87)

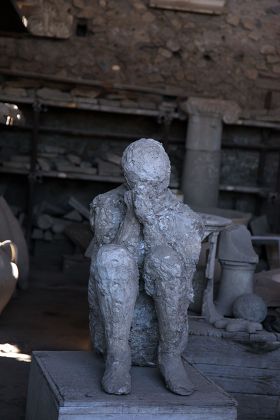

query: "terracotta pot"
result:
(0, 241), (18, 314)
(0, 197), (29, 289)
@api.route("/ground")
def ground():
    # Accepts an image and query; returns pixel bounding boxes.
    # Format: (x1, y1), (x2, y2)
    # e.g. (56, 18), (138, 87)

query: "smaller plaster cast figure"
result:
(88, 139), (204, 396)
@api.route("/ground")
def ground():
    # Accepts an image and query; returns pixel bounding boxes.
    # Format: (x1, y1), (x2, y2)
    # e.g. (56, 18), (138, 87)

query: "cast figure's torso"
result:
(88, 184), (204, 270)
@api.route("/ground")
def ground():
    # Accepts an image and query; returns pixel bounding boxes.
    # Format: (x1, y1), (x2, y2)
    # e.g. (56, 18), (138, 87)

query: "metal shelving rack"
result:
(1, 75), (280, 239)
(0, 91), (183, 244)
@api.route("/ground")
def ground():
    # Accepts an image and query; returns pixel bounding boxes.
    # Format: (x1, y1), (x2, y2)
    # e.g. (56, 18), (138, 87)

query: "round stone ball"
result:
(232, 293), (267, 323)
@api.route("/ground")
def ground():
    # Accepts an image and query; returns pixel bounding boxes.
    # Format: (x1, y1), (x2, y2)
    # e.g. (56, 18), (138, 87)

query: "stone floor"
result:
(0, 264), (90, 420)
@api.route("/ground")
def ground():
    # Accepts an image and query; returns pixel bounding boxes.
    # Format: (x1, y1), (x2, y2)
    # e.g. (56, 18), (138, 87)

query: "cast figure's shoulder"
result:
(90, 184), (126, 211)
(89, 184), (127, 247)
(168, 189), (205, 238)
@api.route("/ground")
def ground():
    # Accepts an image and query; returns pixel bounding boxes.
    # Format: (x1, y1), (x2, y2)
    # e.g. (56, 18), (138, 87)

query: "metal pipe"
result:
(26, 102), (40, 246)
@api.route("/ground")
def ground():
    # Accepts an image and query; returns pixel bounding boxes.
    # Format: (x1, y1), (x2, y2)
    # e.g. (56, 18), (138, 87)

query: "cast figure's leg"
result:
(95, 244), (139, 395)
(144, 245), (195, 396)
(89, 259), (106, 355)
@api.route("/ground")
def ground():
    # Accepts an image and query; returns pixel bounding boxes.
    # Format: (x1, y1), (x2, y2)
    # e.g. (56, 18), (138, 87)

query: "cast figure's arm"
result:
(115, 190), (141, 256)
(89, 198), (96, 232)
(89, 188), (126, 247)
(132, 186), (203, 266)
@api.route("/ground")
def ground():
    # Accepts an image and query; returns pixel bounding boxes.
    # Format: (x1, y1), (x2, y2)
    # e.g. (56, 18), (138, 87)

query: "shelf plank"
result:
(44, 170), (124, 184)
(0, 166), (124, 184)
(0, 122), (184, 144)
(0, 166), (179, 188)
(0, 166), (29, 176)
(0, 94), (183, 120)
(149, 0), (225, 15)
(219, 184), (268, 196)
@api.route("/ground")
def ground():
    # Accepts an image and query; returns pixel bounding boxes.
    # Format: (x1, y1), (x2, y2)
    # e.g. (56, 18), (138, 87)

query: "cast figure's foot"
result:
(102, 349), (131, 395)
(159, 351), (196, 396)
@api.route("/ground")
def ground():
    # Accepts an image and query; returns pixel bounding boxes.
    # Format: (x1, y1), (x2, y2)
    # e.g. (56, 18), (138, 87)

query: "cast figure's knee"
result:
(95, 244), (138, 293)
(146, 245), (183, 278)
(144, 245), (184, 296)
(96, 244), (133, 268)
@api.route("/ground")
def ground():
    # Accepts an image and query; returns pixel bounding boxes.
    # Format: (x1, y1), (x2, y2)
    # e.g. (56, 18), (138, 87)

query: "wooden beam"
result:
(149, 0), (225, 15)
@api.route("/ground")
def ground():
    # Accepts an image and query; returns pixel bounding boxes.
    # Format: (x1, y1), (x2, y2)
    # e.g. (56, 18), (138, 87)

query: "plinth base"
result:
(26, 351), (237, 420)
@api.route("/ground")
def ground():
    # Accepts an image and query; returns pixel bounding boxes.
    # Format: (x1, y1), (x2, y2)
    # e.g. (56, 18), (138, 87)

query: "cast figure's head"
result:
(122, 138), (171, 191)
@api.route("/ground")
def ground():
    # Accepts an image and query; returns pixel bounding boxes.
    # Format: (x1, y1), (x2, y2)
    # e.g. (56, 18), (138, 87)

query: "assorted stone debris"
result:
(0, 139), (180, 186)
(31, 196), (91, 245)
(0, 82), (181, 116)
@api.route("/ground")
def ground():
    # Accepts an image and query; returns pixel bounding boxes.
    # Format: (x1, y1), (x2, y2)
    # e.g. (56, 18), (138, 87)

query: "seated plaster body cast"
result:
(88, 138), (204, 396)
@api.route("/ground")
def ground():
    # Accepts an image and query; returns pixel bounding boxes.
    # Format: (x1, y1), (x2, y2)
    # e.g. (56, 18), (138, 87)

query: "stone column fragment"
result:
(181, 97), (241, 208)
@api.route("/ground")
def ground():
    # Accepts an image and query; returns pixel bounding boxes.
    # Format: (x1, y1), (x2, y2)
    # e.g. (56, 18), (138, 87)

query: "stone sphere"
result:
(232, 293), (267, 323)
(122, 138), (170, 189)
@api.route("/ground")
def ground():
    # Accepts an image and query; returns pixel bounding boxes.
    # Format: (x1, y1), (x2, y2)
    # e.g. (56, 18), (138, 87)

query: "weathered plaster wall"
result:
(1, 0), (279, 111)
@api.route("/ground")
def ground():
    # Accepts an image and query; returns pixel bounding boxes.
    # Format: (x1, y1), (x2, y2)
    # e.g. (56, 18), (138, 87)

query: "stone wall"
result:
(0, 0), (279, 112)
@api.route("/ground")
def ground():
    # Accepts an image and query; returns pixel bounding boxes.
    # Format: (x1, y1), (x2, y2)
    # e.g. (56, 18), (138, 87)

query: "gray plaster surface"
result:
(26, 351), (237, 420)
(88, 139), (205, 395)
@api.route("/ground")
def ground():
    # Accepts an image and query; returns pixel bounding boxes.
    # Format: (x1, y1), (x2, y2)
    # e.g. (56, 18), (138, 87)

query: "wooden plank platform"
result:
(26, 351), (237, 420)
(186, 318), (280, 419)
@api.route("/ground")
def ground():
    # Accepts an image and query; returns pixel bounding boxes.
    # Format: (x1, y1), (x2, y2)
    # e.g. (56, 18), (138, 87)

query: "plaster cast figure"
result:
(88, 139), (204, 396)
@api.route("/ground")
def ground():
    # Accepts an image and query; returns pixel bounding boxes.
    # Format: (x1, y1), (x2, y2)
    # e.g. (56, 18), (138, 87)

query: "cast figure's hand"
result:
(132, 185), (155, 224)
(115, 190), (141, 249)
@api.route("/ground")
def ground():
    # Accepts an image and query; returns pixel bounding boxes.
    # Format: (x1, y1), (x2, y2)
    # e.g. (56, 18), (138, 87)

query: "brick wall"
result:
(0, 0), (279, 112)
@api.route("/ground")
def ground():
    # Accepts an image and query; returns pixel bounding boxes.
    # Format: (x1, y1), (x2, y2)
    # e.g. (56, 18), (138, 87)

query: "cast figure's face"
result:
(122, 138), (171, 193)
